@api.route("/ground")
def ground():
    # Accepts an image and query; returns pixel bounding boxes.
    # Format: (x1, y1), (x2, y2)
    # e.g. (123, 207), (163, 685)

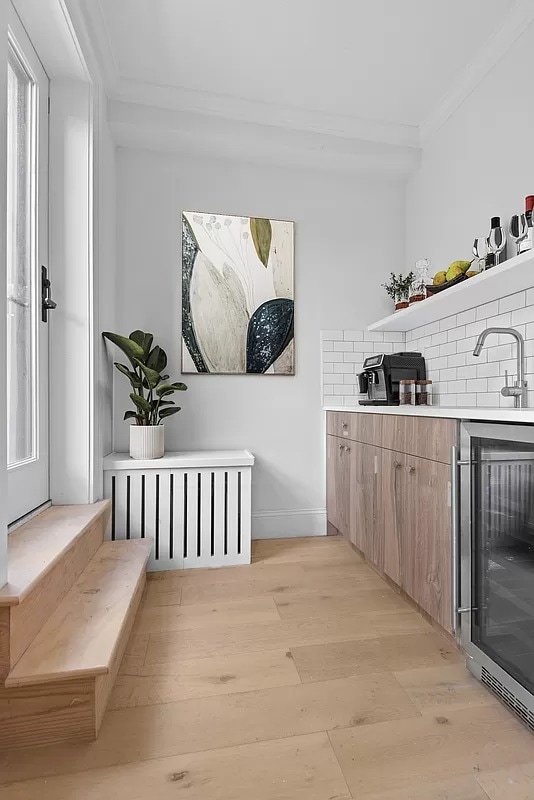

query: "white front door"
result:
(6, 6), (50, 523)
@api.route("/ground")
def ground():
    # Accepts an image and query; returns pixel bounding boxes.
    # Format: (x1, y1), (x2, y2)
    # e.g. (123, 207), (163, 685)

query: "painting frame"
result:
(181, 210), (295, 376)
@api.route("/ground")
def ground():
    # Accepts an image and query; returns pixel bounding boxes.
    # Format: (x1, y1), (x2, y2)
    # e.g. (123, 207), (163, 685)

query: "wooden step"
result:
(0, 538), (152, 749)
(0, 502), (110, 679)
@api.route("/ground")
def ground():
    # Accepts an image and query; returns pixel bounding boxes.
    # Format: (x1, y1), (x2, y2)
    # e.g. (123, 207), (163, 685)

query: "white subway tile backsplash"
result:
(456, 309), (476, 326)
(439, 315), (457, 332)
(431, 331), (448, 346)
(465, 319), (488, 338)
(466, 378), (488, 392)
(486, 313), (511, 329)
(512, 306), (534, 326)
(486, 343), (512, 362)
(440, 342), (457, 357)
(448, 352), (467, 368)
(344, 355), (368, 367)
(440, 367), (457, 381)
(477, 393), (499, 408)
(456, 337), (477, 354)
(322, 290), (534, 410)
(457, 365), (477, 380)
(425, 344), (441, 359)
(499, 292), (526, 313)
(476, 361), (500, 378)
(448, 325), (466, 342)
(476, 300), (499, 320)
(364, 331), (384, 342)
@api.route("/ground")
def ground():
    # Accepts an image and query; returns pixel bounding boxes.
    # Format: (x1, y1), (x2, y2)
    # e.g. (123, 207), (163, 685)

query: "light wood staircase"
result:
(0, 501), (152, 749)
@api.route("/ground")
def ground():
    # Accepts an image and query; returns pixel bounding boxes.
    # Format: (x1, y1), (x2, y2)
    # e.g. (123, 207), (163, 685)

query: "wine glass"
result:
(488, 219), (506, 266)
(509, 213), (528, 256)
(472, 237), (488, 272)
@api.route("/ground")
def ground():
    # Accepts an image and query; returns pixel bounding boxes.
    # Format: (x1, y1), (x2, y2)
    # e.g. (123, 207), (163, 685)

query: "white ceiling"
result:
(78, 0), (533, 172)
(90, 0), (516, 129)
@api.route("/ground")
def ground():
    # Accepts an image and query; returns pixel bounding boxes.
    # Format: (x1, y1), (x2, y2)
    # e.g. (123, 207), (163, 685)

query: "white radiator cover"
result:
(103, 451), (254, 570)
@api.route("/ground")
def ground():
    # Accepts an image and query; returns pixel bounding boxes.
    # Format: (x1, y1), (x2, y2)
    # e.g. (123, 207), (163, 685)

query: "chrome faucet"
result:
(473, 327), (528, 408)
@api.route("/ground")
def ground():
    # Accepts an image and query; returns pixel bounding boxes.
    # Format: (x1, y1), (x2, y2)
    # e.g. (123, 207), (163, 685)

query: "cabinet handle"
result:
(339, 443), (344, 451)
(344, 446), (351, 453)
(342, 422), (348, 430)
(407, 465), (415, 474)
(393, 460), (402, 469)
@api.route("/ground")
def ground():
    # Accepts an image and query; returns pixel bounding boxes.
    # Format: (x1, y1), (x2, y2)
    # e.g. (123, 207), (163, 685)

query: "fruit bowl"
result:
(426, 273), (467, 295)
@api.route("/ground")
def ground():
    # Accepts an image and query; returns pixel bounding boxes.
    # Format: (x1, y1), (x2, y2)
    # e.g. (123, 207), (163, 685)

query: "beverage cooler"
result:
(453, 422), (534, 729)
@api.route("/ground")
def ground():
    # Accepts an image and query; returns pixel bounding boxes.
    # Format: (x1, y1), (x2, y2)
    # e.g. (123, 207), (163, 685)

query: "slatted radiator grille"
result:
(104, 465), (252, 570)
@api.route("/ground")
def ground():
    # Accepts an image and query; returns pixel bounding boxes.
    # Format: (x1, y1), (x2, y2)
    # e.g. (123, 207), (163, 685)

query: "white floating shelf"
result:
(368, 250), (534, 332)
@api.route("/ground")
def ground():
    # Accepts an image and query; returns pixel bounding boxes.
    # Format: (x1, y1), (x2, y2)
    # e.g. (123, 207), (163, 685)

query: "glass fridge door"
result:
(471, 435), (534, 694)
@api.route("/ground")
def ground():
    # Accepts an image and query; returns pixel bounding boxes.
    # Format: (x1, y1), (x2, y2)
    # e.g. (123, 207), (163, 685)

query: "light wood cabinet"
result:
(326, 435), (351, 537)
(350, 443), (381, 561)
(326, 412), (456, 634)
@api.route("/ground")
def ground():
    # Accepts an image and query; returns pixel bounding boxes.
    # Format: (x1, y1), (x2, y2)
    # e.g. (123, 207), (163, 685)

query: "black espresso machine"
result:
(358, 352), (426, 406)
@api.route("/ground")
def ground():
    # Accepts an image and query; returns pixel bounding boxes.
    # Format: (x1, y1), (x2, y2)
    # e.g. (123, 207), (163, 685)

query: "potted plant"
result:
(103, 330), (187, 459)
(382, 272), (415, 311)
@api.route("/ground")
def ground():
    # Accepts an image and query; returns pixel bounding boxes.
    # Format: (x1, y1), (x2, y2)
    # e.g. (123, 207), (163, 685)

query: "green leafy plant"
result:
(102, 330), (187, 426)
(381, 272), (415, 300)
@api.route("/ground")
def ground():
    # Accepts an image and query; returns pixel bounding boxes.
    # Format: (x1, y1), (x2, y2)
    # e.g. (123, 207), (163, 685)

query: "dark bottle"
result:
(518, 195), (534, 254)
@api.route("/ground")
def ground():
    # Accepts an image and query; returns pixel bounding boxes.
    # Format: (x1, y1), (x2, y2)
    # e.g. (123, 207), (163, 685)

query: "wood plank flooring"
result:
(1, 535), (533, 799)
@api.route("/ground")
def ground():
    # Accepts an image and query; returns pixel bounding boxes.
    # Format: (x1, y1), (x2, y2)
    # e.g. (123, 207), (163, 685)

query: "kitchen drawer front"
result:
(327, 411), (383, 446)
(382, 415), (457, 464)
(326, 411), (351, 439)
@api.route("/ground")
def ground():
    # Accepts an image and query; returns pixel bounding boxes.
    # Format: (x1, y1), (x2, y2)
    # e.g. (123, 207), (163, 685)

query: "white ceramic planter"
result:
(129, 425), (164, 460)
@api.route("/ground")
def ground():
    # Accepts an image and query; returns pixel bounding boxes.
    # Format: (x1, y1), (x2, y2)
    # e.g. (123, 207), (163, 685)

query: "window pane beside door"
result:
(7, 44), (35, 466)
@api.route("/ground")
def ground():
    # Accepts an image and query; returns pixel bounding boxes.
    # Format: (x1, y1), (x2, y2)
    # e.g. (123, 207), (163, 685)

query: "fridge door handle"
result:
(450, 444), (461, 637)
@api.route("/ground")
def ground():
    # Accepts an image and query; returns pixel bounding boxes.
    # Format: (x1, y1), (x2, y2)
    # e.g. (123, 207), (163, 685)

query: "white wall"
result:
(406, 23), (534, 270)
(114, 148), (405, 537)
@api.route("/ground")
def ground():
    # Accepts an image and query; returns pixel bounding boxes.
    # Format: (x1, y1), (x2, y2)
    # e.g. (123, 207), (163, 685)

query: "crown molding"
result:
(110, 78), (420, 150)
(108, 99), (420, 177)
(420, 0), (534, 142)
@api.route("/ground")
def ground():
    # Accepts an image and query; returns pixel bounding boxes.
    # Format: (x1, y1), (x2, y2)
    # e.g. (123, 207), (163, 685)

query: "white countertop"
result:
(324, 405), (534, 423)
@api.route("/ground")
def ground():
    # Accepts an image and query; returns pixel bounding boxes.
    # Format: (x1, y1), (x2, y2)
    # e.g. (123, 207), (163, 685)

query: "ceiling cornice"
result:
(110, 78), (420, 150)
(420, 0), (534, 142)
(108, 99), (420, 178)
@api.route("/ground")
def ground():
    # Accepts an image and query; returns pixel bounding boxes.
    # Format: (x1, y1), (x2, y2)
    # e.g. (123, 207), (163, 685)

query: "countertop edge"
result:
(323, 405), (534, 423)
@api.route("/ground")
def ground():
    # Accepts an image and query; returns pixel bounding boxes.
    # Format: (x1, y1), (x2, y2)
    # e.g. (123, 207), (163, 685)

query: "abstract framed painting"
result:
(182, 211), (295, 375)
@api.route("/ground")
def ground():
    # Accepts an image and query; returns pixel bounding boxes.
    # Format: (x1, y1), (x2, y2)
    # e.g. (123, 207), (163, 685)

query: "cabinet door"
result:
(351, 443), (381, 563)
(326, 435), (351, 537)
(380, 449), (415, 589)
(407, 455), (452, 632)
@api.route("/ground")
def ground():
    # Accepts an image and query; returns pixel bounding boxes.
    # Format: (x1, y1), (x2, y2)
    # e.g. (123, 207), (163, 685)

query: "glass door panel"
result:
(6, 7), (49, 523)
(7, 42), (34, 465)
(471, 436), (534, 694)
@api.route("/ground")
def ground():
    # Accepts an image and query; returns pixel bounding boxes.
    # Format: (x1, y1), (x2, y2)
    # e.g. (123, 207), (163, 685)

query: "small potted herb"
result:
(382, 272), (415, 311)
(103, 330), (187, 459)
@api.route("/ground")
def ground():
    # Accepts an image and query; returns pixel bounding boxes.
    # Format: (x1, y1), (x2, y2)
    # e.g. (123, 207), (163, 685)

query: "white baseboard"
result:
(251, 508), (327, 539)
